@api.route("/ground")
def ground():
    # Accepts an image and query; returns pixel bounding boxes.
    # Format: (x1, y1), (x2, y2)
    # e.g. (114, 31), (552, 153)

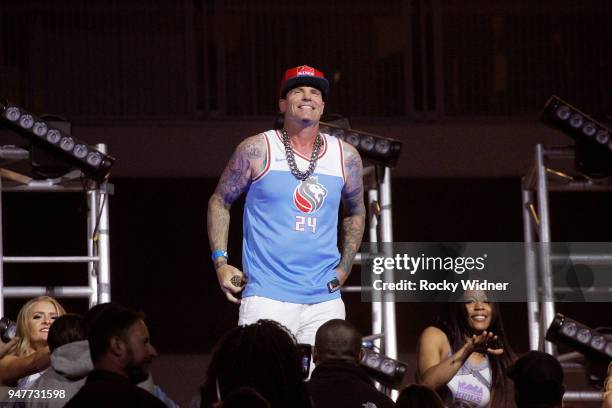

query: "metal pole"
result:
(551, 254), (612, 264)
(0, 175), (4, 317)
(87, 184), (99, 307)
(96, 144), (111, 303)
(535, 144), (555, 354)
(563, 392), (603, 402)
(379, 167), (398, 400)
(368, 188), (382, 350)
(522, 187), (539, 350)
(379, 167), (397, 360)
(3, 287), (94, 297)
(3, 256), (100, 263)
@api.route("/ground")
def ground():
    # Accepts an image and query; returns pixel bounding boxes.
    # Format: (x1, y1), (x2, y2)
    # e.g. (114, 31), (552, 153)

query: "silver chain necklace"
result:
(280, 128), (322, 181)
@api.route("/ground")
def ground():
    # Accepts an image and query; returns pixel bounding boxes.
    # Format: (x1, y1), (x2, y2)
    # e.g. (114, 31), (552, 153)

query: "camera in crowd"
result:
(0, 317), (17, 343)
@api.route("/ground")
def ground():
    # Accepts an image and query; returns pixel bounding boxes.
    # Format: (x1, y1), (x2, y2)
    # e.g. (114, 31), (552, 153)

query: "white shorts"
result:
(238, 295), (345, 345)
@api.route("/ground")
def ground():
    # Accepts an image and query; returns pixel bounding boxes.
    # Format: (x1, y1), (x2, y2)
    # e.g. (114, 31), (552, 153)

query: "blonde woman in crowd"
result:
(0, 296), (65, 388)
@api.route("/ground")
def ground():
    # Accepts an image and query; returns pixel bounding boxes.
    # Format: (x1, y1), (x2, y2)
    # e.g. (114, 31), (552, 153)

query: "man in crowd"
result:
(65, 305), (165, 408)
(308, 319), (394, 408)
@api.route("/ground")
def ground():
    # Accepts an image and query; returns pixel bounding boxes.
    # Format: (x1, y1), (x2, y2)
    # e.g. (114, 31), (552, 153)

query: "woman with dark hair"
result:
(194, 319), (311, 408)
(417, 290), (514, 408)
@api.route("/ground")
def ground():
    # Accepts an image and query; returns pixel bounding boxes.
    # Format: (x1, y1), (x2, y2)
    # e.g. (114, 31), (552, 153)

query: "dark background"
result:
(1, 0), (611, 359)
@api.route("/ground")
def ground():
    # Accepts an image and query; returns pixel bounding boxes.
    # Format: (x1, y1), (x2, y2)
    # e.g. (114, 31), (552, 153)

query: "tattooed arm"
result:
(207, 134), (267, 303)
(336, 143), (366, 285)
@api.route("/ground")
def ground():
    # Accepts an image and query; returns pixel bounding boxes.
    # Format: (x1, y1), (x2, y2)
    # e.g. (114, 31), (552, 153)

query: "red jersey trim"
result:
(338, 138), (346, 185)
(252, 133), (271, 182)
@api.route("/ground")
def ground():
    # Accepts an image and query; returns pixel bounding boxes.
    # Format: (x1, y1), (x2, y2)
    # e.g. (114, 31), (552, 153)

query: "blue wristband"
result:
(211, 250), (228, 262)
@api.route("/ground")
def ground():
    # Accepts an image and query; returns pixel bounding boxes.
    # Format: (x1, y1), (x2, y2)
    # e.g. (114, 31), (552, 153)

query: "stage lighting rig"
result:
(542, 96), (612, 176)
(0, 98), (115, 181)
(319, 121), (402, 167)
(546, 313), (612, 362)
(360, 347), (408, 389)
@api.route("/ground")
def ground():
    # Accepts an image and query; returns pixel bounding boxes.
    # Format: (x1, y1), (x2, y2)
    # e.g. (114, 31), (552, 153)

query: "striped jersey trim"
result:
(252, 133), (271, 182)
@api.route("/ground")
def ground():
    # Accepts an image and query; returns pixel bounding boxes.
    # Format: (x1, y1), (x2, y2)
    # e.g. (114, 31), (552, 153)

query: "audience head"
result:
(47, 313), (85, 352)
(83, 302), (123, 335)
(396, 384), (445, 408)
(87, 303), (157, 383)
(508, 351), (564, 408)
(14, 296), (65, 356)
(201, 319), (310, 408)
(313, 319), (361, 364)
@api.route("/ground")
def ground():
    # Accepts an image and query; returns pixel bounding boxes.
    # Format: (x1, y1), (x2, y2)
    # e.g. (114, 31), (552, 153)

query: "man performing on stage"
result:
(207, 65), (365, 345)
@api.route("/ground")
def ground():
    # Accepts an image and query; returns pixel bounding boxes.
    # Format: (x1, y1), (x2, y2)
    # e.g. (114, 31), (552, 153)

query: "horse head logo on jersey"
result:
(293, 176), (328, 214)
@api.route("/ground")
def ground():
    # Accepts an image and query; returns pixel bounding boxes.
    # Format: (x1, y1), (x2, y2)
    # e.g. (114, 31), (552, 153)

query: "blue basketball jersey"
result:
(242, 129), (346, 304)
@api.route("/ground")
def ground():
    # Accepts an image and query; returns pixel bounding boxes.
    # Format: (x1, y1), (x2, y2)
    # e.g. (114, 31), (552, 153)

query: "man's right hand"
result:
(215, 264), (246, 304)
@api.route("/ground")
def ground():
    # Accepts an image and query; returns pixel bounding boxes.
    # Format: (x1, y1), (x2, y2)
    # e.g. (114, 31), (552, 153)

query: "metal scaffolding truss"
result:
(0, 144), (112, 317)
(522, 144), (609, 404)
(343, 165), (397, 363)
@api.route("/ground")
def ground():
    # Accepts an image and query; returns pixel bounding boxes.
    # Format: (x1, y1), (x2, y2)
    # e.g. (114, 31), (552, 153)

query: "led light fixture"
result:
(273, 113), (402, 167)
(319, 121), (402, 167)
(542, 96), (612, 176)
(360, 347), (408, 389)
(0, 98), (114, 181)
(542, 96), (611, 146)
(546, 313), (612, 362)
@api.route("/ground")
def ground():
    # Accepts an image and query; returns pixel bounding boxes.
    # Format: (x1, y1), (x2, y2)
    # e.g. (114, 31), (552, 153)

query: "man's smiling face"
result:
(280, 86), (325, 126)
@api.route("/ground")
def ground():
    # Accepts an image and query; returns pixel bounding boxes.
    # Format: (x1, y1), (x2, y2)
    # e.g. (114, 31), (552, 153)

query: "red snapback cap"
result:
(279, 65), (330, 97)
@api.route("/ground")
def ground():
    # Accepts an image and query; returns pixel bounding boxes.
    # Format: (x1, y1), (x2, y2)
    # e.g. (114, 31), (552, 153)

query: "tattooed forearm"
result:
(207, 135), (266, 254)
(207, 195), (231, 256)
(338, 144), (366, 274)
(342, 147), (365, 215)
(339, 212), (366, 273)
